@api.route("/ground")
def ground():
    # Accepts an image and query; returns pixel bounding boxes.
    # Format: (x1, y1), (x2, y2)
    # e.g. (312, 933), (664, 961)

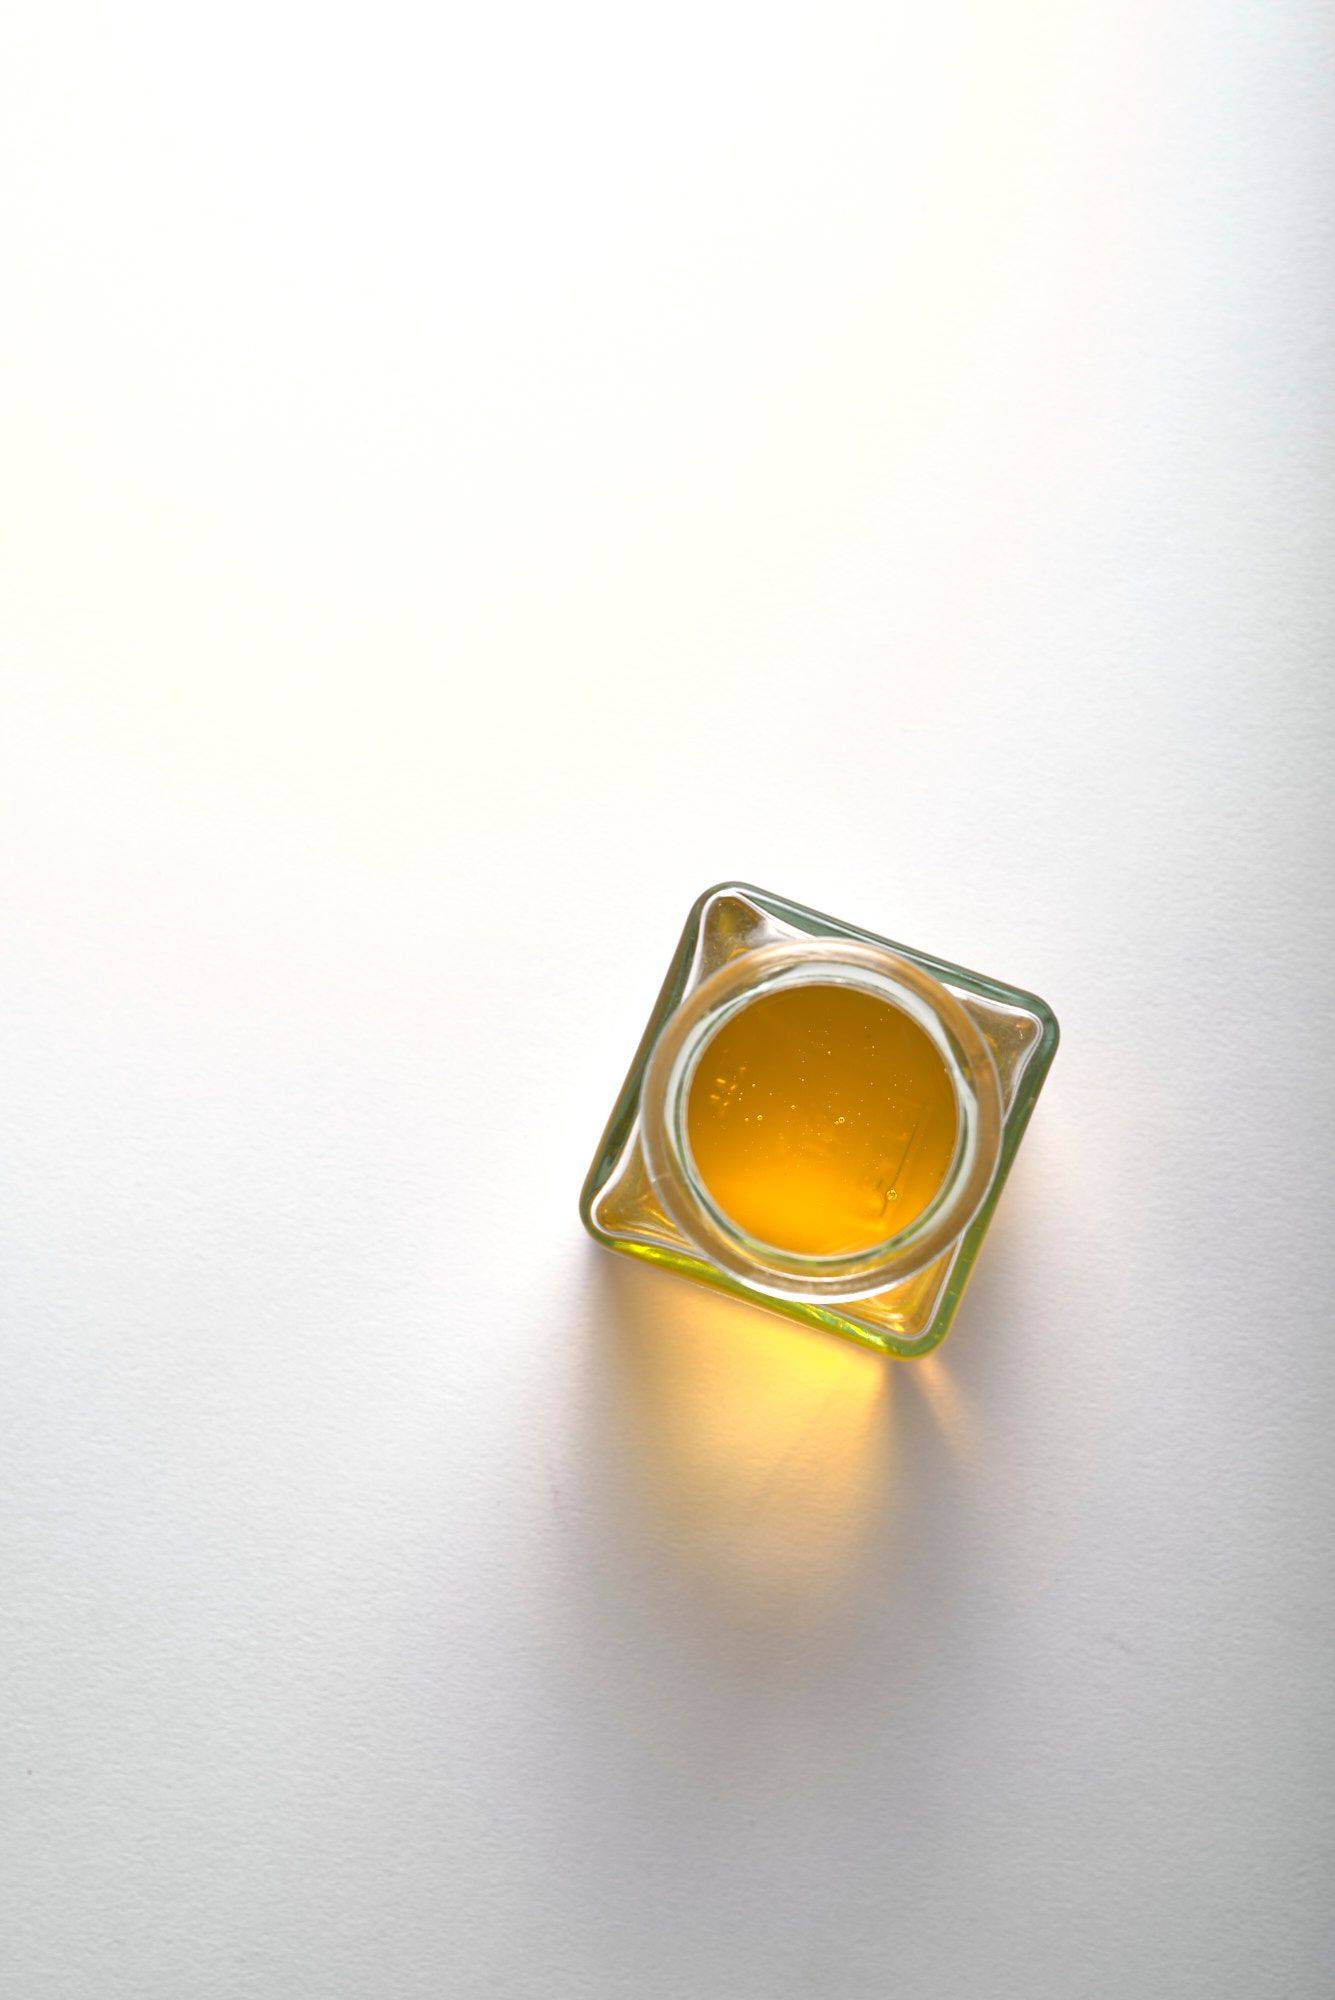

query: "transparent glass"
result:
(580, 883), (1059, 1358)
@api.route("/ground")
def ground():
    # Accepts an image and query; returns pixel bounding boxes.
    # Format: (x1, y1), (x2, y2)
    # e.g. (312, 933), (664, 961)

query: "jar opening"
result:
(639, 941), (1003, 1303)
(682, 980), (960, 1259)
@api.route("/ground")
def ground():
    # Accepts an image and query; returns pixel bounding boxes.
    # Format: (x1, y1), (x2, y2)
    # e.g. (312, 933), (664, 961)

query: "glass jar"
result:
(580, 883), (1059, 1357)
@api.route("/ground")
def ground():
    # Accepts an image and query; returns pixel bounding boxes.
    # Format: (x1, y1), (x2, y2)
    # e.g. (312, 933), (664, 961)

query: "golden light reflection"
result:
(909, 1350), (979, 1462)
(592, 1254), (897, 1616)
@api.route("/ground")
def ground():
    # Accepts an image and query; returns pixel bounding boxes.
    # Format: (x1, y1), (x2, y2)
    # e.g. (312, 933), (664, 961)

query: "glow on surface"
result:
(593, 1257), (893, 1611)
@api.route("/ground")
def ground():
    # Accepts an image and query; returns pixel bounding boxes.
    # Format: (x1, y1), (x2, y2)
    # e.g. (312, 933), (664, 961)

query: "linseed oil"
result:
(685, 983), (958, 1258)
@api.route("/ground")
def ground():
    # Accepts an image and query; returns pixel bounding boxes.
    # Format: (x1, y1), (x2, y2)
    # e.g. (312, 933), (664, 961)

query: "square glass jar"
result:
(579, 883), (1059, 1358)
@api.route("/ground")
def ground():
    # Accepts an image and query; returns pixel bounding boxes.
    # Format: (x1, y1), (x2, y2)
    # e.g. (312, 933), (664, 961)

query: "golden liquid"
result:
(685, 983), (958, 1257)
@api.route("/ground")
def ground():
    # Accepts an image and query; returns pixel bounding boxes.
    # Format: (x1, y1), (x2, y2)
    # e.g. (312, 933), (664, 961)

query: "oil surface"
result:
(685, 982), (958, 1257)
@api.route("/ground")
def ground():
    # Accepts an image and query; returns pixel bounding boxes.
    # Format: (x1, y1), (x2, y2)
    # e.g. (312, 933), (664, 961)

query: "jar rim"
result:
(639, 940), (1004, 1302)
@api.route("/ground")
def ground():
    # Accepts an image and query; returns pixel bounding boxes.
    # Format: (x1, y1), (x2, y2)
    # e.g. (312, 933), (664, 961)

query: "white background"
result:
(3, 3), (1333, 1995)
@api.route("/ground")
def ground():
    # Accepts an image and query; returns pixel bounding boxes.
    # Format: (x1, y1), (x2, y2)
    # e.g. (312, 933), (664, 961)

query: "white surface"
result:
(3, 3), (1333, 1995)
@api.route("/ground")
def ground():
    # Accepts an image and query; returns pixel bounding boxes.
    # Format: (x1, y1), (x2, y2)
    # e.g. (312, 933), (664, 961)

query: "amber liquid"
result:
(685, 983), (958, 1258)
